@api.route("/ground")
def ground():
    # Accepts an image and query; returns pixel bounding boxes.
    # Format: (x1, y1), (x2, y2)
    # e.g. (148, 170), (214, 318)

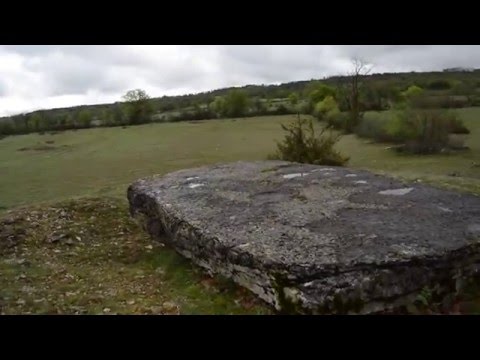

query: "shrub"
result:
(448, 134), (468, 150)
(444, 112), (470, 134)
(314, 96), (339, 119)
(411, 96), (470, 109)
(272, 104), (294, 115)
(354, 115), (392, 142)
(314, 96), (350, 131)
(269, 116), (349, 166)
(427, 80), (452, 90)
(355, 108), (470, 154)
(471, 96), (480, 107)
(386, 109), (453, 154)
(300, 101), (314, 115)
(402, 85), (424, 100)
(326, 112), (350, 131)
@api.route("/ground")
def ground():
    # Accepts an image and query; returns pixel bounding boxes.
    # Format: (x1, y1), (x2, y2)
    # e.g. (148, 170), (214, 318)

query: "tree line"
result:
(1, 67), (480, 136)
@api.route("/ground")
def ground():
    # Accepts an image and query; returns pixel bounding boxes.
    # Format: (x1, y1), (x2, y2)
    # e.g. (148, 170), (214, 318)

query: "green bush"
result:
(444, 112), (470, 134)
(313, 96), (350, 131)
(270, 116), (349, 166)
(272, 104), (293, 115)
(448, 134), (468, 150)
(386, 109), (453, 154)
(426, 80), (452, 90)
(326, 112), (350, 131)
(471, 96), (480, 107)
(354, 115), (393, 142)
(402, 85), (424, 99)
(410, 95), (470, 109)
(314, 96), (339, 119)
(300, 101), (314, 115)
(355, 108), (470, 154)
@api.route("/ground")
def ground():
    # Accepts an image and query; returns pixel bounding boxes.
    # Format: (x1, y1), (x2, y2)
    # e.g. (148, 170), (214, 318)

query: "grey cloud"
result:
(7, 46), (218, 96)
(20, 48), (147, 96)
(335, 45), (480, 72)
(4, 45), (139, 66)
(218, 46), (334, 84)
(3, 45), (61, 55)
(25, 55), (107, 96)
(0, 45), (480, 116)
(0, 80), (6, 96)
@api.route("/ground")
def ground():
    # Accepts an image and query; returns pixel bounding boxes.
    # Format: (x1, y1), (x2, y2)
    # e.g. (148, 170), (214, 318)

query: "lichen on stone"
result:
(128, 160), (480, 314)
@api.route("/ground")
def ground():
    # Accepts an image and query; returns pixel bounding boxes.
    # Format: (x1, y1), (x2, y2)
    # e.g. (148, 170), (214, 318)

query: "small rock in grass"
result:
(150, 306), (164, 314)
(48, 233), (67, 243)
(155, 268), (166, 276)
(162, 301), (179, 313)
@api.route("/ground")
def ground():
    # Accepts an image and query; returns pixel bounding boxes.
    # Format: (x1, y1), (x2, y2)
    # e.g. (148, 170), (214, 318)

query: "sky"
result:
(0, 45), (479, 117)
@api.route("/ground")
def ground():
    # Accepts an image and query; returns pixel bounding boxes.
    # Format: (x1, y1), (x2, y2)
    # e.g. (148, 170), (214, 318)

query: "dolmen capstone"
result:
(128, 161), (480, 314)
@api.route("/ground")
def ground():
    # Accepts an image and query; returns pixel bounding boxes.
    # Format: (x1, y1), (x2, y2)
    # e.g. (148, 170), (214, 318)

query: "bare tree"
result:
(343, 58), (373, 132)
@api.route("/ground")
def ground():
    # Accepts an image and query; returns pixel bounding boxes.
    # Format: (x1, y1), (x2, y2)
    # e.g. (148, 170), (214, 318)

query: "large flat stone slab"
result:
(127, 161), (480, 314)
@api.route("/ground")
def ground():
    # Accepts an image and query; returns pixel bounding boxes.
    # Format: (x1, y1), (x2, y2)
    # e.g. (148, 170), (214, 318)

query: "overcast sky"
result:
(0, 45), (479, 117)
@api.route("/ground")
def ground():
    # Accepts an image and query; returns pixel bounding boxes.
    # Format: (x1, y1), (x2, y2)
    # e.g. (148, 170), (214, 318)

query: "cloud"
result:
(0, 45), (479, 116)
(0, 80), (6, 97)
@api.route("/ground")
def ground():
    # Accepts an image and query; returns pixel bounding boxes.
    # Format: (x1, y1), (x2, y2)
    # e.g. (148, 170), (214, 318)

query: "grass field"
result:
(1, 109), (480, 211)
(1, 109), (480, 314)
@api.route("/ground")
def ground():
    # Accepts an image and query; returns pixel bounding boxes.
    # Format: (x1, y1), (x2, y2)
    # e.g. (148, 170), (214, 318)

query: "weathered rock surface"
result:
(127, 161), (480, 314)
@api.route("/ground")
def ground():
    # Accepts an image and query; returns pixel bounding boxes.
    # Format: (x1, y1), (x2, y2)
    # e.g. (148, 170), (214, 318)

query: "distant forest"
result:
(1, 68), (480, 136)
